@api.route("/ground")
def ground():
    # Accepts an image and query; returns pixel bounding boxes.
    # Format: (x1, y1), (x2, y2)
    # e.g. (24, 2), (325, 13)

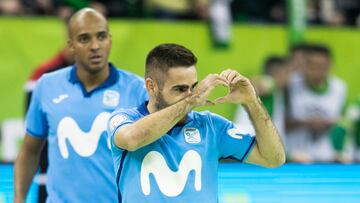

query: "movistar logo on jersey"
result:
(57, 112), (111, 159)
(140, 150), (202, 197)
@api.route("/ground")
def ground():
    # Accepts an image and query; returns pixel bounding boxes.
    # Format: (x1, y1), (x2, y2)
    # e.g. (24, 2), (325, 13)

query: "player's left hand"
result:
(214, 69), (257, 105)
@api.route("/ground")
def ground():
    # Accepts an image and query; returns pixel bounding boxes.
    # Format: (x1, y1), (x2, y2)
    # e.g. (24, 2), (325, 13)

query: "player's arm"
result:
(243, 99), (286, 168)
(216, 69), (285, 168)
(113, 74), (228, 151)
(14, 135), (45, 203)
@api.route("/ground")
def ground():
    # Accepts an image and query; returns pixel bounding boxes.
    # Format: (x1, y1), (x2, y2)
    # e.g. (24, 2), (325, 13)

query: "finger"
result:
(231, 75), (250, 86)
(220, 69), (233, 81)
(213, 74), (230, 84)
(200, 74), (226, 88)
(226, 70), (239, 83)
(214, 95), (231, 104)
(201, 80), (228, 97)
(204, 75), (229, 88)
(214, 97), (226, 104)
(205, 100), (215, 106)
(231, 76), (243, 85)
(213, 78), (229, 88)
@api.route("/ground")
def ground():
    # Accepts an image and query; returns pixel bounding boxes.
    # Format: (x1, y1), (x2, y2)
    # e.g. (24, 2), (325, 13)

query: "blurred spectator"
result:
(320, 0), (360, 26)
(285, 44), (348, 163)
(22, 0), (54, 15)
(319, 0), (346, 26)
(209, 0), (232, 48)
(348, 96), (360, 162)
(143, 0), (209, 20)
(289, 43), (310, 73)
(2, 0), (359, 27)
(332, 95), (360, 162)
(55, 0), (107, 16)
(231, 0), (286, 23)
(288, 43), (312, 84)
(307, 0), (360, 26)
(234, 56), (291, 143)
(0, 0), (24, 15)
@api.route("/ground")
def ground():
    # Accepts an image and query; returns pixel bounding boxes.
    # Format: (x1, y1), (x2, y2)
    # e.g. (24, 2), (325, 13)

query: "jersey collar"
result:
(69, 63), (119, 97)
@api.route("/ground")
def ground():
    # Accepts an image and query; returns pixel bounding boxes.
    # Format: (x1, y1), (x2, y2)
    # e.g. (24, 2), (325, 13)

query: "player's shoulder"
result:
(192, 110), (229, 123)
(192, 110), (212, 118)
(38, 66), (72, 82)
(36, 66), (73, 87)
(111, 106), (143, 120)
(113, 65), (144, 83)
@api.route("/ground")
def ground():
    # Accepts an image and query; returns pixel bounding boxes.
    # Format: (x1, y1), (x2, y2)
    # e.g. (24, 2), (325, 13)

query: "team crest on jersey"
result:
(103, 90), (120, 107)
(184, 128), (201, 144)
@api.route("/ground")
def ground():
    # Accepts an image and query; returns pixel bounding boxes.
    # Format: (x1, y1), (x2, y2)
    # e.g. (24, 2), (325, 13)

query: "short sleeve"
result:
(107, 109), (138, 153)
(25, 77), (48, 138)
(210, 112), (256, 162)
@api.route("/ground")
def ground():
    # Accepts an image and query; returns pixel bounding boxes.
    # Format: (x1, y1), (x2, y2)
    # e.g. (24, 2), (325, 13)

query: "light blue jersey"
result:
(108, 102), (256, 203)
(26, 64), (147, 203)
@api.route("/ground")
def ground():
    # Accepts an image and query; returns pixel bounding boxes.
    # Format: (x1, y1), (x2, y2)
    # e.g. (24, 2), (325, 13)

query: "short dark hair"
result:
(263, 56), (288, 75)
(307, 44), (332, 58)
(290, 43), (331, 58)
(290, 43), (312, 54)
(145, 43), (197, 82)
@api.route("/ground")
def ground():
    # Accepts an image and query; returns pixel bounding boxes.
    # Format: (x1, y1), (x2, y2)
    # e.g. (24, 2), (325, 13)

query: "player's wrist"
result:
(183, 94), (198, 109)
(242, 97), (261, 109)
(13, 195), (25, 203)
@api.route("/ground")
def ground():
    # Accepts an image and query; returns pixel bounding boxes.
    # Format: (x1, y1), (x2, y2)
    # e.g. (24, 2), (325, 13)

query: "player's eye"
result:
(175, 86), (188, 93)
(78, 35), (90, 43)
(97, 32), (108, 41)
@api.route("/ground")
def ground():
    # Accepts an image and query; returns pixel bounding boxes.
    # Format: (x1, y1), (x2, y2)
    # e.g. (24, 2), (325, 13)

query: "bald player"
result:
(14, 8), (147, 203)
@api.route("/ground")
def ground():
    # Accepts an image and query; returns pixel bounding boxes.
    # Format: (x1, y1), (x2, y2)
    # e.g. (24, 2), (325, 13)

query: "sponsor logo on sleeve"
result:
(109, 114), (128, 132)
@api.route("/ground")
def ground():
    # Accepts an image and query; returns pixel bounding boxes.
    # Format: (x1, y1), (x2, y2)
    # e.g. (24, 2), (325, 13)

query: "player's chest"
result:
(42, 88), (127, 129)
(135, 125), (217, 164)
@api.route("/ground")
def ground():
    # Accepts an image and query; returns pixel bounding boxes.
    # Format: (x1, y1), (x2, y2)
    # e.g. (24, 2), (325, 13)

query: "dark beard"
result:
(155, 91), (169, 111)
(154, 92), (187, 124)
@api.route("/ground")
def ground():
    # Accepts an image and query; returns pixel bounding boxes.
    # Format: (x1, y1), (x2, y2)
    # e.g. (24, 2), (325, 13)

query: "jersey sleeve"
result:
(25, 76), (48, 138)
(107, 109), (139, 153)
(209, 112), (256, 162)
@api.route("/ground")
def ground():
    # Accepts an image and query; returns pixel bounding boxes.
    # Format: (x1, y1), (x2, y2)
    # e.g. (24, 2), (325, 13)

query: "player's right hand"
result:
(188, 74), (229, 107)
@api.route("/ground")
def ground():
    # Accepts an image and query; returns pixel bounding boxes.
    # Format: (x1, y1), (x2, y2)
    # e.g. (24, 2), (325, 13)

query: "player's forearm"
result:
(116, 98), (194, 151)
(243, 98), (286, 167)
(14, 147), (41, 202)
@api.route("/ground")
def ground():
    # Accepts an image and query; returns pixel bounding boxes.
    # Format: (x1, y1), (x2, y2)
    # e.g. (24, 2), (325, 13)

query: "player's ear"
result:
(145, 78), (157, 96)
(67, 39), (74, 52)
(108, 33), (112, 45)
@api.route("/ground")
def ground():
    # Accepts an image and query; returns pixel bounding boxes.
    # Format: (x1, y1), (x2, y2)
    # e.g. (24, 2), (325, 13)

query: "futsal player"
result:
(108, 43), (285, 202)
(14, 8), (147, 203)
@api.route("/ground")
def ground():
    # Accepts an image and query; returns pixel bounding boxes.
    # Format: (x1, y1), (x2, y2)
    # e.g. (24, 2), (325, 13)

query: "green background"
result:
(0, 17), (359, 122)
